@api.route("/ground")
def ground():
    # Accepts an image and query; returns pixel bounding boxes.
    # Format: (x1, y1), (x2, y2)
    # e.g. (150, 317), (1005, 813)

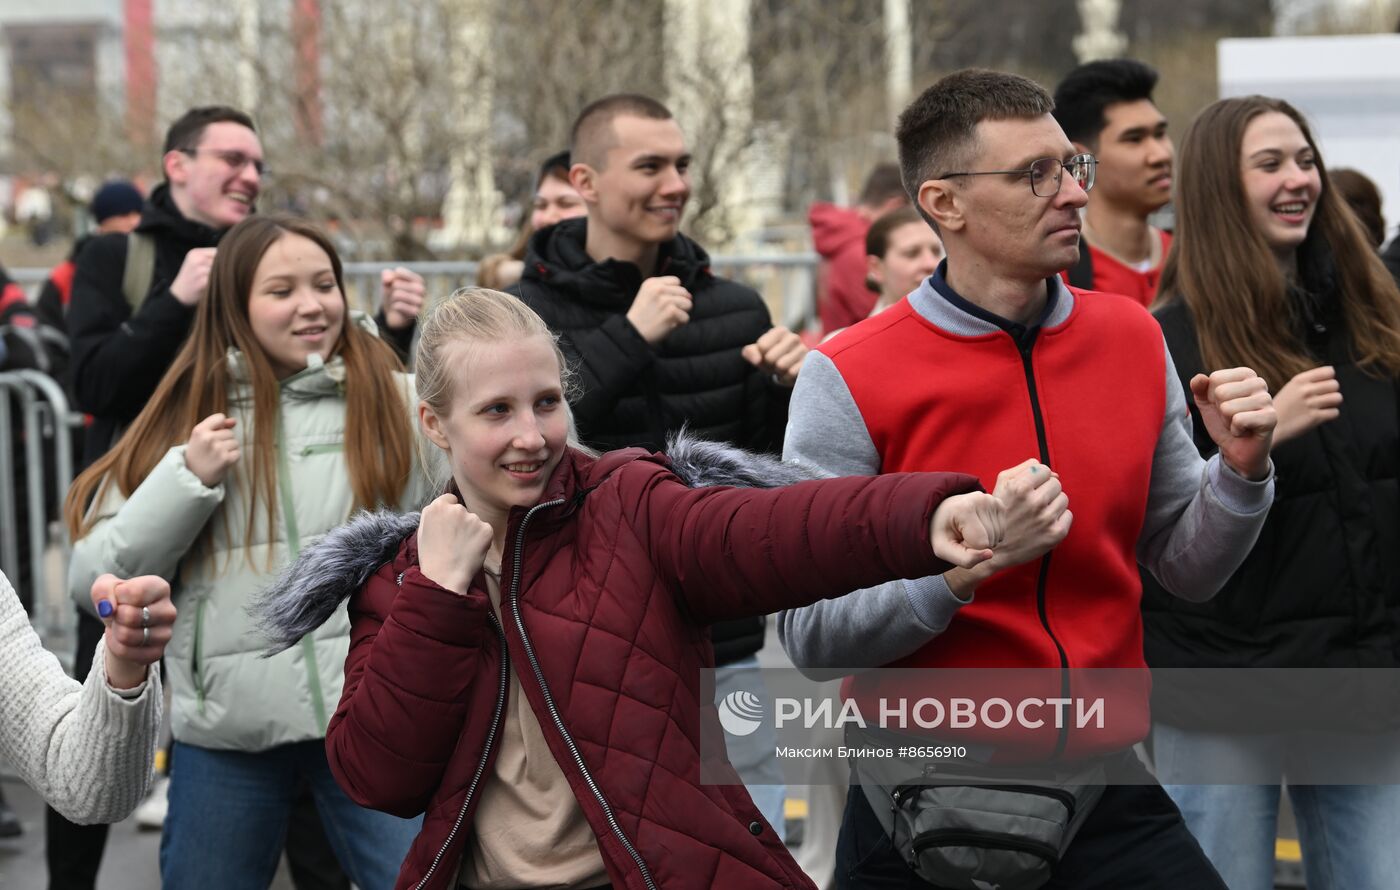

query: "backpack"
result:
(121, 231), (157, 314)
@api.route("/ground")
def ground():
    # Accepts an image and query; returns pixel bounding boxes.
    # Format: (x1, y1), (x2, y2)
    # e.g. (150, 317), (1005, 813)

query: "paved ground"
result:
(0, 777), (296, 890)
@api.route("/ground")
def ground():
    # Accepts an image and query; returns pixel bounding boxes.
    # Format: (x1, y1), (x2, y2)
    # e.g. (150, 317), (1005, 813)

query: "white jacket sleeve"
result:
(0, 572), (161, 823)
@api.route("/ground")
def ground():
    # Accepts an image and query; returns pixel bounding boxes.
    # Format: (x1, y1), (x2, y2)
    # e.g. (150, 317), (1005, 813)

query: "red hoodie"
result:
(808, 203), (874, 335)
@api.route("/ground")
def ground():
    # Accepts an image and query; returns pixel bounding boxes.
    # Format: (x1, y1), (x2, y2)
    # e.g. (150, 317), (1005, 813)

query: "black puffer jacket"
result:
(513, 218), (791, 663)
(514, 218), (790, 456)
(68, 183), (215, 469)
(1145, 274), (1400, 728)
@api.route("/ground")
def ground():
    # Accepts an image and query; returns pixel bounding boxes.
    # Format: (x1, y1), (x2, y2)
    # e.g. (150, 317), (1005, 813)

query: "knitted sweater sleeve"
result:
(0, 572), (160, 824)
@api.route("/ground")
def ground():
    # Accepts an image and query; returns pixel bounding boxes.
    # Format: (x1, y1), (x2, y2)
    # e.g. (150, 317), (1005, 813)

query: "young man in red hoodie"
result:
(1053, 58), (1174, 306)
(779, 68), (1277, 889)
(808, 162), (909, 335)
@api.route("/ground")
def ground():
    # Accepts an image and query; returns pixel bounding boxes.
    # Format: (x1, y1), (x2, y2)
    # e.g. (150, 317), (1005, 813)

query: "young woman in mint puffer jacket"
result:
(255, 288), (1027, 890)
(64, 215), (433, 890)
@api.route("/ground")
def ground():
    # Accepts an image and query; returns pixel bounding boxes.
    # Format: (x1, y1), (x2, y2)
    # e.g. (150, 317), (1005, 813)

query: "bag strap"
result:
(121, 232), (156, 315)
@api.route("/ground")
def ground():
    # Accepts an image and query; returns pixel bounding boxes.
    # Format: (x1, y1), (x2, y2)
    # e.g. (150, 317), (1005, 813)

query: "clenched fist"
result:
(185, 414), (240, 487)
(381, 267), (426, 331)
(417, 494), (494, 595)
(929, 492), (1005, 568)
(944, 459), (1072, 599)
(1190, 368), (1276, 481)
(741, 326), (808, 387)
(91, 573), (176, 690)
(170, 248), (217, 306)
(626, 276), (693, 345)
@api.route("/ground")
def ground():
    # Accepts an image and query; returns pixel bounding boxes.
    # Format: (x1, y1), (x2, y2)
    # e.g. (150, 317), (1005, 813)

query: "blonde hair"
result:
(415, 288), (592, 476)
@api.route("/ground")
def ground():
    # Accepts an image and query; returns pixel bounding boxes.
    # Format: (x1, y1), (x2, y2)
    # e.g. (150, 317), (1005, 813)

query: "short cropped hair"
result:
(1052, 59), (1160, 148)
(570, 94), (673, 169)
(896, 69), (1053, 224)
(858, 163), (907, 207)
(162, 106), (256, 156)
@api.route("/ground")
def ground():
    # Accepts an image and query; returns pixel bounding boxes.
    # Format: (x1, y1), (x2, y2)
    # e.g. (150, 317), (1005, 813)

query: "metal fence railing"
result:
(0, 369), (84, 641)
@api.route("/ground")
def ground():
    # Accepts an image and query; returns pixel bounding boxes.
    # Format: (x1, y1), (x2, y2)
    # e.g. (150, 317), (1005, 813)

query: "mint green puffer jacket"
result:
(69, 336), (432, 751)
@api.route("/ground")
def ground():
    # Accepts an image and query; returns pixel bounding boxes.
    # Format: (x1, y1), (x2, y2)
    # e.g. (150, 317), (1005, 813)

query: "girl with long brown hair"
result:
(1146, 96), (1400, 890)
(64, 214), (431, 889)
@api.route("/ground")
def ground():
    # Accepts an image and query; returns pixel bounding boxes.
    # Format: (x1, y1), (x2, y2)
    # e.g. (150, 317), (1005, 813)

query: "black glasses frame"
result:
(180, 148), (269, 177)
(938, 153), (1097, 197)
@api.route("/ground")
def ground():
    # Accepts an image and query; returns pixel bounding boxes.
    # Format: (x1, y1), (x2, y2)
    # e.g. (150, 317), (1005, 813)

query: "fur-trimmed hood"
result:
(255, 432), (823, 653)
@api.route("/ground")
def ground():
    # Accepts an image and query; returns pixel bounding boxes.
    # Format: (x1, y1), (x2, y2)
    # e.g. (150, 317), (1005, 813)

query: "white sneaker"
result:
(135, 777), (169, 830)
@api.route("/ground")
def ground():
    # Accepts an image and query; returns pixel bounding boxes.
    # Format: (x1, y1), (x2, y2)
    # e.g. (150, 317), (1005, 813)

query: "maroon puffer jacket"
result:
(317, 444), (978, 889)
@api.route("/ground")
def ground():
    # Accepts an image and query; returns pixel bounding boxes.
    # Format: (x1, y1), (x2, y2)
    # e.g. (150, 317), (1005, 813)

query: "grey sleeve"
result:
(1136, 338), (1275, 601)
(775, 352), (972, 679)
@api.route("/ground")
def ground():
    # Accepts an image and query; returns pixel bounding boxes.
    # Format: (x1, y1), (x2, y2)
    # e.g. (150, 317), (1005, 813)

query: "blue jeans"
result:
(1153, 723), (1400, 890)
(162, 740), (422, 890)
(715, 656), (787, 842)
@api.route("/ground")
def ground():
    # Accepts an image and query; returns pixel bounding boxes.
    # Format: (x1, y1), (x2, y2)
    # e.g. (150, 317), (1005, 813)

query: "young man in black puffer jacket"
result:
(512, 93), (810, 838)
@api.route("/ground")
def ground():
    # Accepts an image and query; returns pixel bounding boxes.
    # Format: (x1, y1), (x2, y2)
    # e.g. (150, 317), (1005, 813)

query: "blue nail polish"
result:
(97, 600), (113, 618)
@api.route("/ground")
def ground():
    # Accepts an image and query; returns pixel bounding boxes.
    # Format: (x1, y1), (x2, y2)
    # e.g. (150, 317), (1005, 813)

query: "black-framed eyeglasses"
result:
(939, 153), (1097, 197)
(180, 148), (269, 177)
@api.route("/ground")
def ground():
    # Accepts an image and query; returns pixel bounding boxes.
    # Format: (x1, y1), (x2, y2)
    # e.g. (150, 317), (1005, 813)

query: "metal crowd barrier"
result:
(0, 369), (84, 641)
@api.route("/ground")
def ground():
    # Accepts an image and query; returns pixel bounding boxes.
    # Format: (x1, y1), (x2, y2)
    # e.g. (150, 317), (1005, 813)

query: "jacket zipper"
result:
(191, 598), (207, 712)
(1016, 334), (1071, 761)
(415, 603), (511, 889)
(910, 829), (1061, 864)
(891, 782), (1076, 823)
(508, 499), (659, 890)
(274, 405), (328, 729)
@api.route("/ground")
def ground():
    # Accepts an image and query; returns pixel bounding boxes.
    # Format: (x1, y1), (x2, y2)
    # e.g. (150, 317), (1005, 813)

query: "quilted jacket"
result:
(259, 437), (981, 889)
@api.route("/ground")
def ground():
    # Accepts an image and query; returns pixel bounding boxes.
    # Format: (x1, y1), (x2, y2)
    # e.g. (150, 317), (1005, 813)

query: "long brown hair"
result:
(65, 215), (415, 546)
(1156, 96), (1400, 387)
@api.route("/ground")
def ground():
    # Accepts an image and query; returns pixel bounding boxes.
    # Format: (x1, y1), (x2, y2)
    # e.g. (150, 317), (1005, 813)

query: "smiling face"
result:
(246, 233), (346, 379)
(1090, 99), (1173, 216)
(869, 220), (944, 301)
(577, 114), (691, 254)
(1239, 111), (1323, 262)
(419, 334), (569, 533)
(165, 121), (262, 229)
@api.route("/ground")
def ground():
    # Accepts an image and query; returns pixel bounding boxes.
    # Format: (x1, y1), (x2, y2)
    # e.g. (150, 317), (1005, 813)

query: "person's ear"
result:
(919, 180), (965, 234)
(163, 150), (189, 185)
(569, 163), (599, 205)
(866, 254), (885, 292)
(419, 402), (452, 452)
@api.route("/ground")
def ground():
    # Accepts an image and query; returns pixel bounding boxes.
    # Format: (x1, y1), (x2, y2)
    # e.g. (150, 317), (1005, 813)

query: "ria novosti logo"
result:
(717, 690), (765, 737)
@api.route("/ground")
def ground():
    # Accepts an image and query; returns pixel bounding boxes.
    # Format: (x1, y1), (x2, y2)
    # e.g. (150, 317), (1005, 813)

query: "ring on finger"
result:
(142, 626), (150, 646)
(141, 606), (151, 628)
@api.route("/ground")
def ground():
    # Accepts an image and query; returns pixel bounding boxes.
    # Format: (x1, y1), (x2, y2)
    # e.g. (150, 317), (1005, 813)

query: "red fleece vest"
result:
(825, 289), (1166, 757)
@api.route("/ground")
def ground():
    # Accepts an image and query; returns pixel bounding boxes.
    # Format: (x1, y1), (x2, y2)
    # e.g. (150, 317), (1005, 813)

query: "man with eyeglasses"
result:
(55, 105), (421, 890)
(778, 69), (1277, 888)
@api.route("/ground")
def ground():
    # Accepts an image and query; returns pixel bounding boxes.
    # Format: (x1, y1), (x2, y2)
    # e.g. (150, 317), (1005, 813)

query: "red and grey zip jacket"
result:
(777, 269), (1273, 762)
